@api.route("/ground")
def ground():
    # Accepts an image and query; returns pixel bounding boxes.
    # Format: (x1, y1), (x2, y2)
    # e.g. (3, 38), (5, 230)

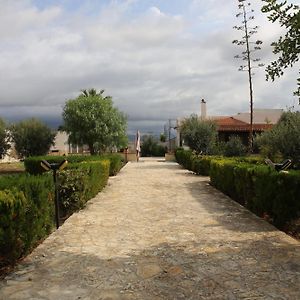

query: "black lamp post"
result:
(40, 159), (68, 229)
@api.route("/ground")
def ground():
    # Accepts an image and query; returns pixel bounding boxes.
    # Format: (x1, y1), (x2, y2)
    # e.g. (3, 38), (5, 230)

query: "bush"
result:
(175, 149), (218, 176)
(0, 174), (54, 266)
(24, 154), (122, 176)
(256, 111), (300, 167)
(10, 118), (55, 158)
(176, 149), (300, 229)
(210, 159), (300, 228)
(58, 160), (110, 218)
(141, 136), (166, 157)
(102, 154), (123, 176)
(175, 149), (194, 171)
(0, 158), (111, 267)
(224, 135), (247, 157)
(180, 114), (217, 154)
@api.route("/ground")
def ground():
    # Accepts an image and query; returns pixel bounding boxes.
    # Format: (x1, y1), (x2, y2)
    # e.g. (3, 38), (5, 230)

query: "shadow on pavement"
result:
(1, 238), (299, 299)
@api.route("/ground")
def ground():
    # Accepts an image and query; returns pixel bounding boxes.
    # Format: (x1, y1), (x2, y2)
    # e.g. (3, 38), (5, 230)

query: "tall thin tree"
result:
(233, 0), (264, 151)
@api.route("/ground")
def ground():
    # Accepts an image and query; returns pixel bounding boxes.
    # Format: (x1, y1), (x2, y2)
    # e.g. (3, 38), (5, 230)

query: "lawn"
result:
(0, 162), (25, 174)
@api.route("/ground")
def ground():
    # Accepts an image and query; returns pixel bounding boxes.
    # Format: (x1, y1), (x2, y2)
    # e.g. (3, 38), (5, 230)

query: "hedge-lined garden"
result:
(175, 149), (300, 230)
(0, 154), (123, 268)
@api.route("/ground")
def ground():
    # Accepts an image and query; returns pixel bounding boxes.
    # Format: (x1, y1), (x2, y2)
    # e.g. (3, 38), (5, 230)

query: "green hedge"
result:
(176, 149), (300, 229)
(0, 159), (111, 267)
(24, 154), (123, 176)
(175, 149), (216, 176)
(58, 160), (110, 218)
(210, 159), (300, 227)
(0, 174), (54, 266)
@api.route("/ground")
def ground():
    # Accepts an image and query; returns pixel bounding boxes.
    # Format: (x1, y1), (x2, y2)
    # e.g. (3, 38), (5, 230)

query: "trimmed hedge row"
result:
(0, 158), (111, 266)
(24, 154), (123, 176)
(0, 174), (54, 266)
(58, 160), (110, 218)
(175, 149), (216, 176)
(175, 149), (300, 229)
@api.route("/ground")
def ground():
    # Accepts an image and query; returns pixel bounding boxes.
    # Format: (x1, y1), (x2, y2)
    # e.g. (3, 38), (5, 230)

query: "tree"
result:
(256, 111), (300, 167)
(141, 135), (166, 157)
(10, 118), (55, 158)
(0, 118), (10, 159)
(261, 0), (300, 102)
(233, 0), (264, 151)
(180, 114), (217, 154)
(224, 135), (247, 157)
(62, 89), (127, 154)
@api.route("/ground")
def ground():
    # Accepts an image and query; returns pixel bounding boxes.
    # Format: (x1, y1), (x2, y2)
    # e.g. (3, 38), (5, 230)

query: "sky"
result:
(0, 0), (299, 135)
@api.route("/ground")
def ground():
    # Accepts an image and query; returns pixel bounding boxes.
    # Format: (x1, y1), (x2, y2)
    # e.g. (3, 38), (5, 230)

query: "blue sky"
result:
(0, 0), (299, 134)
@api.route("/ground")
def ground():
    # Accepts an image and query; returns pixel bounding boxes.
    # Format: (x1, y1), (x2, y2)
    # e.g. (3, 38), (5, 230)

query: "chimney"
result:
(200, 99), (206, 119)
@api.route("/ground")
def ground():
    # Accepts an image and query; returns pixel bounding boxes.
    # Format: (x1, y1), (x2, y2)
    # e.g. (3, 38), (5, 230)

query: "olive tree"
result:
(62, 89), (127, 154)
(180, 114), (217, 154)
(256, 111), (300, 166)
(10, 118), (55, 158)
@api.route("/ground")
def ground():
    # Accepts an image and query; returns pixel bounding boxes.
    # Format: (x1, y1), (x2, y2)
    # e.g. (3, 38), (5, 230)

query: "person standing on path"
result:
(135, 130), (141, 162)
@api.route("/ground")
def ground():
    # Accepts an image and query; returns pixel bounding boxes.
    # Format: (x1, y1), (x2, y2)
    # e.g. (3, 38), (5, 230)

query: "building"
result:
(176, 99), (283, 147)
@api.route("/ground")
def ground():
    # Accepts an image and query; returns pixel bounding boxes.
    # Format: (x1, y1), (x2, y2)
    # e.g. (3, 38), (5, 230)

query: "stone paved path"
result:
(0, 158), (300, 300)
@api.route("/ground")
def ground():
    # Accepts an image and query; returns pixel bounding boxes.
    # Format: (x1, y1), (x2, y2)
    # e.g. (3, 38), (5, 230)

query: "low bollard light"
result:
(41, 159), (68, 229)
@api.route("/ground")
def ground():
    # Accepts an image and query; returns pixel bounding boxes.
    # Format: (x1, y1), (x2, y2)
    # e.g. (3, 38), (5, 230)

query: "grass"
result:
(0, 162), (25, 174)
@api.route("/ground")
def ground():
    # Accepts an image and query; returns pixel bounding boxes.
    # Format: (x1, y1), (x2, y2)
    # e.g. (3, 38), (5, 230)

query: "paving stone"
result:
(0, 158), (299, 299)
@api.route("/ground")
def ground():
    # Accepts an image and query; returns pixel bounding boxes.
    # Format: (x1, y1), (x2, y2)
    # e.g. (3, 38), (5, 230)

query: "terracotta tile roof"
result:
(215, 117), (248, 126)
(215, 117), (273, 132)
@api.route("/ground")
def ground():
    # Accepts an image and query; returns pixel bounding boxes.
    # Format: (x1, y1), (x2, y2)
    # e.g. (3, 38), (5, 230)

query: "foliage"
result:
(10, 118), (55, 158)
(0, 174), (54, 266)
(101, 154), (124, 176)
(0, 157), (112, 267)
(176, 149), (300, 228)
(175, 149), (216, 176)
(0, 118), (10, 159)
(256, 111), (300, 167)
(180, 114), (217, 154)
(62, 89), (128, 154)
(261, 0), (300, 101)
(210, 159), (300, 228)
(58, 160), (110, 218)
(24, 154), (122, 176)
(160, 133), (166, 142)
(141, 135), (166, 157)
(224, 135), (247, 157)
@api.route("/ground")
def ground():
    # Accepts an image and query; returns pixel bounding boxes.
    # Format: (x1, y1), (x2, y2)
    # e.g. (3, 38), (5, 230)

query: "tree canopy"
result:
(180, 114), (217, 154)
(10, 118), (55, 158)
(261, 0), (300, 101)
(256, 111), (300, 167)
(62, 89), (127, 154)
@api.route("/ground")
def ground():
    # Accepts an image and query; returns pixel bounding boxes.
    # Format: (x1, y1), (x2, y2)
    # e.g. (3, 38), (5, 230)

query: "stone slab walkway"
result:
(0, 158), (300, 300)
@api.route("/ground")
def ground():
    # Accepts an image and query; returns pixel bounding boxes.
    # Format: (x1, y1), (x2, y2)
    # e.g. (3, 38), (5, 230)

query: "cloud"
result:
(0, 0), (298, 134)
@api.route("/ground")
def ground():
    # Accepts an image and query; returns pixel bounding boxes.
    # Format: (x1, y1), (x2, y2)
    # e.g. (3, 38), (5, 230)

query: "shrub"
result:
(141, 136), (166, 157)
(24, 154), (122, 176)
(180, 114), (217, 154)
(0, 174), (54, 266)
(175, 149), (194, 171)
(176, 149), (300, 229)
(102, 154), (123, 176)
(10, 118), (55, 158)
(224, 135), (247, 157)
(210, 159), (300, 228)
(256, 111), (300, 167)
(58, 160), (110, 218)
